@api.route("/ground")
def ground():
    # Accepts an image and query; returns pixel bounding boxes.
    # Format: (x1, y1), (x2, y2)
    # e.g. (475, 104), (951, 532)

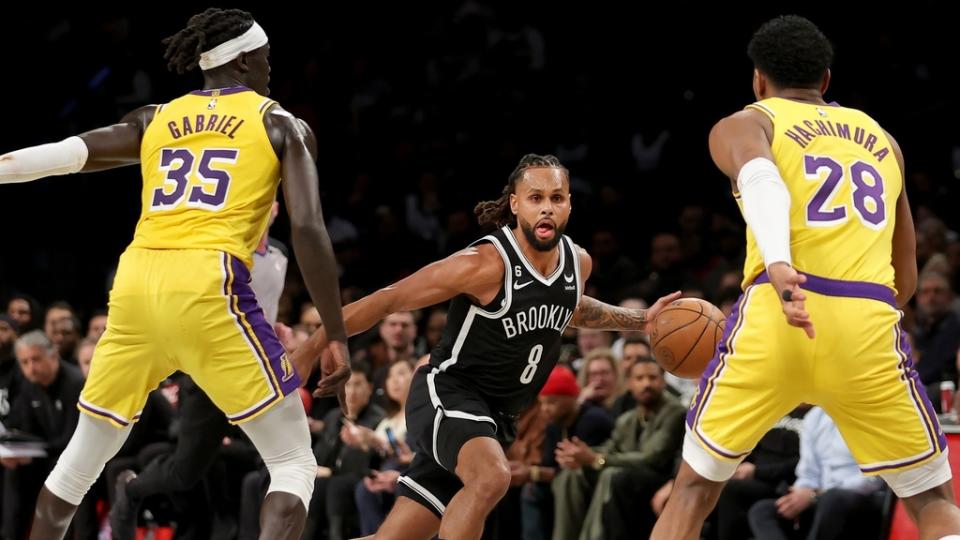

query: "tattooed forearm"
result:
(569, 295), (647, 330)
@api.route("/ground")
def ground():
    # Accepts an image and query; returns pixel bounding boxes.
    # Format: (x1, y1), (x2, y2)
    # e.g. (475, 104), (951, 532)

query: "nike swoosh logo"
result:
(514, 280), (534, 290)
(564, 273), (575, 283)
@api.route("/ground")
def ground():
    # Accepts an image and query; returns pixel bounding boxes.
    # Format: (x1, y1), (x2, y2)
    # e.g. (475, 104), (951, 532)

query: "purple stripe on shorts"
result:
(229, 255), (301, 397)
(686, 288), (750, 429)
(752, 271), (896, 306)
(695, 433), (751, 460)
(190, 86), (251, 96)
(897, 321), (947, 453)
(78, 400), (130, 427)
(860, 450), (936, 474)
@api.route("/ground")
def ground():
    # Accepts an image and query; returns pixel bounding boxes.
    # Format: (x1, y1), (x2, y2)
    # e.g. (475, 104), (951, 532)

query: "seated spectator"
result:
(516, 367), (613, 540)
(572, 328), (613, 372)
(86, 309), (108, 341)
(2, 331), (84, 540)
(577, 348), (621, 413)
(0, 314), (20, 422)
(610, 336), (651, 417)
(610, 298), (647, 360)
(552, 358), (685, 540)
(352, 360), (416, 535)
(748, 407), (884, 540)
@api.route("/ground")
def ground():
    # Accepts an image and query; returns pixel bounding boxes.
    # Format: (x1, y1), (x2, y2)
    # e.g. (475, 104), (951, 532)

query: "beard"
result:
(518, 216), (567, 252)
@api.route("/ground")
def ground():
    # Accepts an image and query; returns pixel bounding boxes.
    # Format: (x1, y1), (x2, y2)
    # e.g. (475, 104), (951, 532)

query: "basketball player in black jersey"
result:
(297, 154), (680, 540)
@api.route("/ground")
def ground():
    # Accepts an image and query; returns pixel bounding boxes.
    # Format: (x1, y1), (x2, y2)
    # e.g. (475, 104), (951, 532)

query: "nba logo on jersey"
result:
(207, 98), (218, 110)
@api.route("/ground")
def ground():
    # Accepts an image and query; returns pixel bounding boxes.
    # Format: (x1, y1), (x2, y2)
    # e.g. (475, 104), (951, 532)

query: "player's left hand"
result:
(775, 486), (815, 520)
(642, 291), (683, 334)
(315, 340), (352, 417)
(768, 262), (815, 339)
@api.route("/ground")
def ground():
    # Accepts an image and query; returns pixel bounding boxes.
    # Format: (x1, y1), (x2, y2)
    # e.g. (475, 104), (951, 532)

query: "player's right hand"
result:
(315, 340), (352, 416)
(768, 262), (815, 339)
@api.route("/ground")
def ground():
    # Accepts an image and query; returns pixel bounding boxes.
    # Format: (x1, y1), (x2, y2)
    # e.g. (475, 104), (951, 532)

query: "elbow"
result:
(289, 219), (325, 243)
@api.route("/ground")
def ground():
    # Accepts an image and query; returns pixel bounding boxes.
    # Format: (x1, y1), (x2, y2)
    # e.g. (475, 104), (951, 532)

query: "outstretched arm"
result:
(295, 244), (504, 392)
(570, 294), (680, 332)
(0, 105), (154, 183)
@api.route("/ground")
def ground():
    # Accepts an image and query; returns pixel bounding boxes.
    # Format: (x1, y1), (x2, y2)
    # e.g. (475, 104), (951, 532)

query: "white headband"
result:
(198, 22), (268, 71)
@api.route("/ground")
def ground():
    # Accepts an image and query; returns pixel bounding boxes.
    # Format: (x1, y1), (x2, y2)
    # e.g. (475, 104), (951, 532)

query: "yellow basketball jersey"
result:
(738, 97), (901, 290)
(129, 87), (280, 268)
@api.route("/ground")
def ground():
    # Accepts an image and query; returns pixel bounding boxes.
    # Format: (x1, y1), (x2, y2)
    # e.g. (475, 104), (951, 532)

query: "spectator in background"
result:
(86, 310), (108, 341)
(3, 331), (84, 540)
(6, 294), (42, 334)
(610, 339), (653, 418)
(352, 359), (416, 535)
(300, 302), (323, 335)
(638, 232), (688, 302)
(553, 358), (685, 540)
(371, 312), (417, 406)
(50, 314), (82, 364)
(911, 271), (960, 408)
(76, 338), (97, 378)
(43, 301), (74, 340)
(0, 314), (20, 421)
(748, 407), (884, 540)
(573, 328), (613, 372)
(588, 230), (638, 301)
(517, 367), (613, 540)
(419, 307), (448, 355)
(577, 348), (621, 414)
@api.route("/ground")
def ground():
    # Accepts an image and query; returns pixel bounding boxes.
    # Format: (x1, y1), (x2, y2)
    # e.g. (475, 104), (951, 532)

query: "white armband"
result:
(737, 157), (792, 268)
(0, 136), (89, 184)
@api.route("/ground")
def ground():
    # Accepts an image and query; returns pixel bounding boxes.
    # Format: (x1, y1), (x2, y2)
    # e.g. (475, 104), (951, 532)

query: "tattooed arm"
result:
(570, 294), (680, 332)
(568, 245), (681, 332)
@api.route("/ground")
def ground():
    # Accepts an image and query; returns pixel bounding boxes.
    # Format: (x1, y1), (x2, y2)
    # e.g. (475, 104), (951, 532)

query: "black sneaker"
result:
(109, 470), (140, 540)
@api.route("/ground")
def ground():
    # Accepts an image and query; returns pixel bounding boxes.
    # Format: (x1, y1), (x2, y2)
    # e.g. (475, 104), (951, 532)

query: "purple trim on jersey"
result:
(190, 86), (251, 96)
(686, 287), (750, 430)
(752, 271), (896, 307)
(78, 400), (130, 427)
(229, 255), (301, 397)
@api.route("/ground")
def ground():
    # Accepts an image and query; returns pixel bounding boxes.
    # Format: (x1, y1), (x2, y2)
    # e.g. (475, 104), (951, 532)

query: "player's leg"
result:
(29, 416), (134, 540)
(176, 252), (315, 540)
(817, 294), (960, 538)
(373, 497), (441, 540)
(31, 257), (168, 540)
(442, 436), (512, 539)
(110, 377), (230, 539)
(652, 284), (803, 540)
(234, 392), (315, 540)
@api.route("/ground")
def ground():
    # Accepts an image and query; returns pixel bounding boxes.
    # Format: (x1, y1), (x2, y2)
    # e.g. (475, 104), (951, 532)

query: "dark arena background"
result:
(0, 3), (958, 539)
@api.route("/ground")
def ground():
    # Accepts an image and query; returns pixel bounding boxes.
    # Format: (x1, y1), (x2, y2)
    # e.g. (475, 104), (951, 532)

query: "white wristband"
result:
(737, 157), (792, 268)
(0, 136), (89, 184)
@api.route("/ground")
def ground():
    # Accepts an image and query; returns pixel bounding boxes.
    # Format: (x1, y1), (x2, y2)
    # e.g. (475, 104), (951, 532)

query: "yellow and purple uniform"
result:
(687, 97), (945, 476)
(80, 87), (298, 427)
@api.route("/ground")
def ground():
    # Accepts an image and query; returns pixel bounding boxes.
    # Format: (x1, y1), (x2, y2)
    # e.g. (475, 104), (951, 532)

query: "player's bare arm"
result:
(77, 105), (156, 171)
(265, 104), (350, 406)
(885, 130), (917, 306)
(296, 243), (504, 392)
(0, 104), (156, 183)
(710, 109), (814, 338)
(567, 247), (680, 331)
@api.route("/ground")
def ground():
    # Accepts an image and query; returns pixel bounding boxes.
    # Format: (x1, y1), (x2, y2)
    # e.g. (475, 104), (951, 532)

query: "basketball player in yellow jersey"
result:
(652, 16), (960, 540)
(0, 8), (350, 540)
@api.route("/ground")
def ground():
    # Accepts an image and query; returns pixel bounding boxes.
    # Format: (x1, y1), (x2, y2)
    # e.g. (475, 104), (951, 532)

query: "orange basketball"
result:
(649, 298), (726, 379)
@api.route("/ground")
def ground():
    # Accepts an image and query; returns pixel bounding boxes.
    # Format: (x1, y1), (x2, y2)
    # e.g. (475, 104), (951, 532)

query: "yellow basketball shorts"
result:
(686, 271), (945, 475)
(79, 248), (299, 428)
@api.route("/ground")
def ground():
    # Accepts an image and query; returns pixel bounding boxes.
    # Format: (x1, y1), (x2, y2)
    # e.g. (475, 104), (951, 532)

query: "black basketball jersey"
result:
(427, 226), (582, 415)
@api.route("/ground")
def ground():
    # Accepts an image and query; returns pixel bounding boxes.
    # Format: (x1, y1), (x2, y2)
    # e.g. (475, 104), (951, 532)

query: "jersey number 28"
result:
(804, 154), (886, 229)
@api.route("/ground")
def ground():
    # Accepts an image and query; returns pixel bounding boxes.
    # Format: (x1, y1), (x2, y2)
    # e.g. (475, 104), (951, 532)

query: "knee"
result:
(263, 447), (317, 510)
(460, 458), (510, 505)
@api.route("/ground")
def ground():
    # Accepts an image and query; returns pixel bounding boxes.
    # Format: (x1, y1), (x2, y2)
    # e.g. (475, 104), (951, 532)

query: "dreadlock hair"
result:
(747, 15), (833, 89)
(474, 154), (567, 230)
(162, 8), (256, 74)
